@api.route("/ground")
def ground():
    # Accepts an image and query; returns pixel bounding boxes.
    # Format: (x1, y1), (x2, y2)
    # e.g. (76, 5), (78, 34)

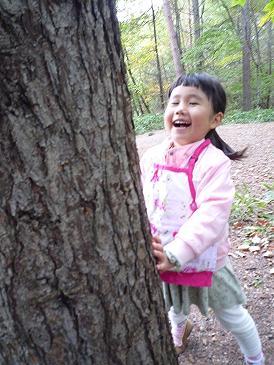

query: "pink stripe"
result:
(160, 271), (213, 287)
(153, 164), (188, 173)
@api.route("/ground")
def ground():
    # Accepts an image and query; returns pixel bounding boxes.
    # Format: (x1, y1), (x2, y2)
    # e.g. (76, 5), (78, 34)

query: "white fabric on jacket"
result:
(140, 138), (234, 271)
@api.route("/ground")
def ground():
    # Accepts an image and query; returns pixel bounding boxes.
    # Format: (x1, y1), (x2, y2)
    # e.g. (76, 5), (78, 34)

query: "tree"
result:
(151, 0), (165, 110)
(241, 0), (252, 110)
(266, 20), (272, 108)
(162, 0), (184, 77)
(124, 47), (151, 115)
(192, 0), (203, 69)
(0, 1), (178, 364)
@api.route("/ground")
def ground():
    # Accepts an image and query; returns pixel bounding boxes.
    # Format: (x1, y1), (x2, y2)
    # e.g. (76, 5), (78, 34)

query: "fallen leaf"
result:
(256, 219), (268, 225)
(235, 250), (246, 258)
(263, 251), (274, 258)
(228, 252), (239, 259)
(238, 243), (250, 251)
(233, 221), (244, 228)
(249, 246), (261, 252)
(251, 235), (262, 244)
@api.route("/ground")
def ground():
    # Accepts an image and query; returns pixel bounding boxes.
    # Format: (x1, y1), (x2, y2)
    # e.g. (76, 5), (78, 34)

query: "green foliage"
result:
(231, 183), (274, 242)
(134, 113), (163, 134)
(120, 5), (173, 113)
(231, 0), (274, 25)
(118, 0), (273, 114)
(259, 0), (274, 26)
(223, 109), (274, 124)
(231, 0), (246, 6)
(231, 185), (270, 223)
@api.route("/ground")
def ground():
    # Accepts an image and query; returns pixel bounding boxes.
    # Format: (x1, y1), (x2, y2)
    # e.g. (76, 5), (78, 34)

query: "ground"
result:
(136, 122), (274, 365)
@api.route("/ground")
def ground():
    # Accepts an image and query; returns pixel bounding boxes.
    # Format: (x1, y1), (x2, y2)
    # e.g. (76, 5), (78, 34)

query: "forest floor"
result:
(136, 122), (274, 365)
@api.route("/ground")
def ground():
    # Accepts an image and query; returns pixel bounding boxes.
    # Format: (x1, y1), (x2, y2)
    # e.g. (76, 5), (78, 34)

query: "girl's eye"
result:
(189, 102), (198, 105)
(171, 102), (179, 105)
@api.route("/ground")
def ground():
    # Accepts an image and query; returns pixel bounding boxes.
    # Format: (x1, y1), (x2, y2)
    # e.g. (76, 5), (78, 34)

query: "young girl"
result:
(140, 73), (264, 365)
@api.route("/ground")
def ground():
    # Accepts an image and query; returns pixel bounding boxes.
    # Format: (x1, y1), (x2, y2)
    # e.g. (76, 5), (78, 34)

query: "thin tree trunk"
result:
(250, 5), (264, 107)
(0, 1), (178, 364)
(192, 0), (201, 41)
(241, 0), (252, 110)
(151, 1), (165, 110)
(132, 97), (140, 116)
(192, 0), (203, 70)
(188, 0), (193, 47)
(174, 0), (182, 53)
(162, 0), (184, 77)
(125, 48), (150, 114)
(266, 21), (272, 108)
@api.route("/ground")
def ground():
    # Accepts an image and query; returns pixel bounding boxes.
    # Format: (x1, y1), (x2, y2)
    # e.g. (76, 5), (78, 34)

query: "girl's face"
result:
(164, 85), (223, 146)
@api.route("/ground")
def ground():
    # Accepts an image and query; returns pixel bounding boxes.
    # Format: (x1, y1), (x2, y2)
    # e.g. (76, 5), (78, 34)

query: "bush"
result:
(223, 109), (274, 124)
(134, 113), (163, 135)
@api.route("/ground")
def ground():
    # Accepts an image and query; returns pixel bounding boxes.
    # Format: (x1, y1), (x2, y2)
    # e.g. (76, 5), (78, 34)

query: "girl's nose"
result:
(175, 102), (186, 114)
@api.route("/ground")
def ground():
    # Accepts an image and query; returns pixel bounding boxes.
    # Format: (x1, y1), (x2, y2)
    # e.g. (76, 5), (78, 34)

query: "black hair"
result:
(168, 72), (246, 160)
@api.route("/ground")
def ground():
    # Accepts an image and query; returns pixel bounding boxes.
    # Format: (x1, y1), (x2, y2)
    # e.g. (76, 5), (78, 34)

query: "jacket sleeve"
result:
(164, 155), (234, 268)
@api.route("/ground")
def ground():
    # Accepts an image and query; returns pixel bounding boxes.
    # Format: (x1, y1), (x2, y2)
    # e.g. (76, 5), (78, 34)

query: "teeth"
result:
(173, 120), (191, 127)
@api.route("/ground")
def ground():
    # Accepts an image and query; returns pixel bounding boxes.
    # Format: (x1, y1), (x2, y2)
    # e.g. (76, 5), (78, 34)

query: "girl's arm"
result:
(164, 154), (234, 269)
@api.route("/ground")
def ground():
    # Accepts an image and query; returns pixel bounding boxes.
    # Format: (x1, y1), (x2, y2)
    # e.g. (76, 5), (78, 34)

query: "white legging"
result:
(169, 304), (262, 358)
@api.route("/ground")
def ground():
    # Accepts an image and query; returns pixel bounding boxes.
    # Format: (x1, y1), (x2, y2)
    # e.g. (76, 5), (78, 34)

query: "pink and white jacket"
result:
(140, 138), (234, 287)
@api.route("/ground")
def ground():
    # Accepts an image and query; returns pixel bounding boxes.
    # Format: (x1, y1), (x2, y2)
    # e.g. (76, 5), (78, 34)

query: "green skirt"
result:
(162, 259), (246, 316)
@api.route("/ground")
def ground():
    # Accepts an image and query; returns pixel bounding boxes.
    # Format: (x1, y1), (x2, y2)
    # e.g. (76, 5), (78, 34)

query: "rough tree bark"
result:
(0, 1), (178, 364)
(162, 0), (184, 77)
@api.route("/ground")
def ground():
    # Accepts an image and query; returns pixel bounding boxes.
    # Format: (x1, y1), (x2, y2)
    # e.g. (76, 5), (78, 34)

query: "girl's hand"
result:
(152, 236), (175, 272)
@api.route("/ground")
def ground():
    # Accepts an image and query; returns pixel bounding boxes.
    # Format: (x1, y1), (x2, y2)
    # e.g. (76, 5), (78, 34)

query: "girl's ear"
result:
(210, 112), (224, 129)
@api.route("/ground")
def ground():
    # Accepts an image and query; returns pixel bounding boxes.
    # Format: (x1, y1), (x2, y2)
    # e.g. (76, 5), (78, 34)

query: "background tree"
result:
(241, 0), (252, 110)
(151, 0), (165, 110)
(162, 0), (185, 76)
(0, 1), (178, 364)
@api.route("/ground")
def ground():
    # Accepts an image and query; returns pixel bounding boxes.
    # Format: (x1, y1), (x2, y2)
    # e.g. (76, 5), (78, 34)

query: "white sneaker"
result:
(172, 319), (193, 355)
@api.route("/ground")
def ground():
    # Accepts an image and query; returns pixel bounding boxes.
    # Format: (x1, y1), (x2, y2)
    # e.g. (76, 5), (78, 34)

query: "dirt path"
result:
(136, 122), (274, 365)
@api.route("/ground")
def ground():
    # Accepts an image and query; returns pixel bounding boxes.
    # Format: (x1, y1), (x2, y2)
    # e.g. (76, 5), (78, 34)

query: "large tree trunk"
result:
(162, 0), (184, 77)
(241, 0), (252, 111)
(0, 1), (177, 364)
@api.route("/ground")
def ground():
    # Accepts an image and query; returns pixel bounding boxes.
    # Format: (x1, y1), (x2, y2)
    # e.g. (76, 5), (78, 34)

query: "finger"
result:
(153, 235), (161, 243)
(151, 241), (163, 251)
(153, 250), (165, 260)
(156, 263), (166, 272)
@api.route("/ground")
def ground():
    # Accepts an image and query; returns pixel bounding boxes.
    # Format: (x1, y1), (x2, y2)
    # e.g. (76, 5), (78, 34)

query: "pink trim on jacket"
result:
(160, 271), (212, 287)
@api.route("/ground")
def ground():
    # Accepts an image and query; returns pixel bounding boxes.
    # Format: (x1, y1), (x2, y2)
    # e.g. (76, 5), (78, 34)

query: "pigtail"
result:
(206, 129), (247, 161)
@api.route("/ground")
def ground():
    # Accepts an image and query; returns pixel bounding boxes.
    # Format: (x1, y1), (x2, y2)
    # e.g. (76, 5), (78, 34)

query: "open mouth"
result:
(173, 120), (191, 128)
